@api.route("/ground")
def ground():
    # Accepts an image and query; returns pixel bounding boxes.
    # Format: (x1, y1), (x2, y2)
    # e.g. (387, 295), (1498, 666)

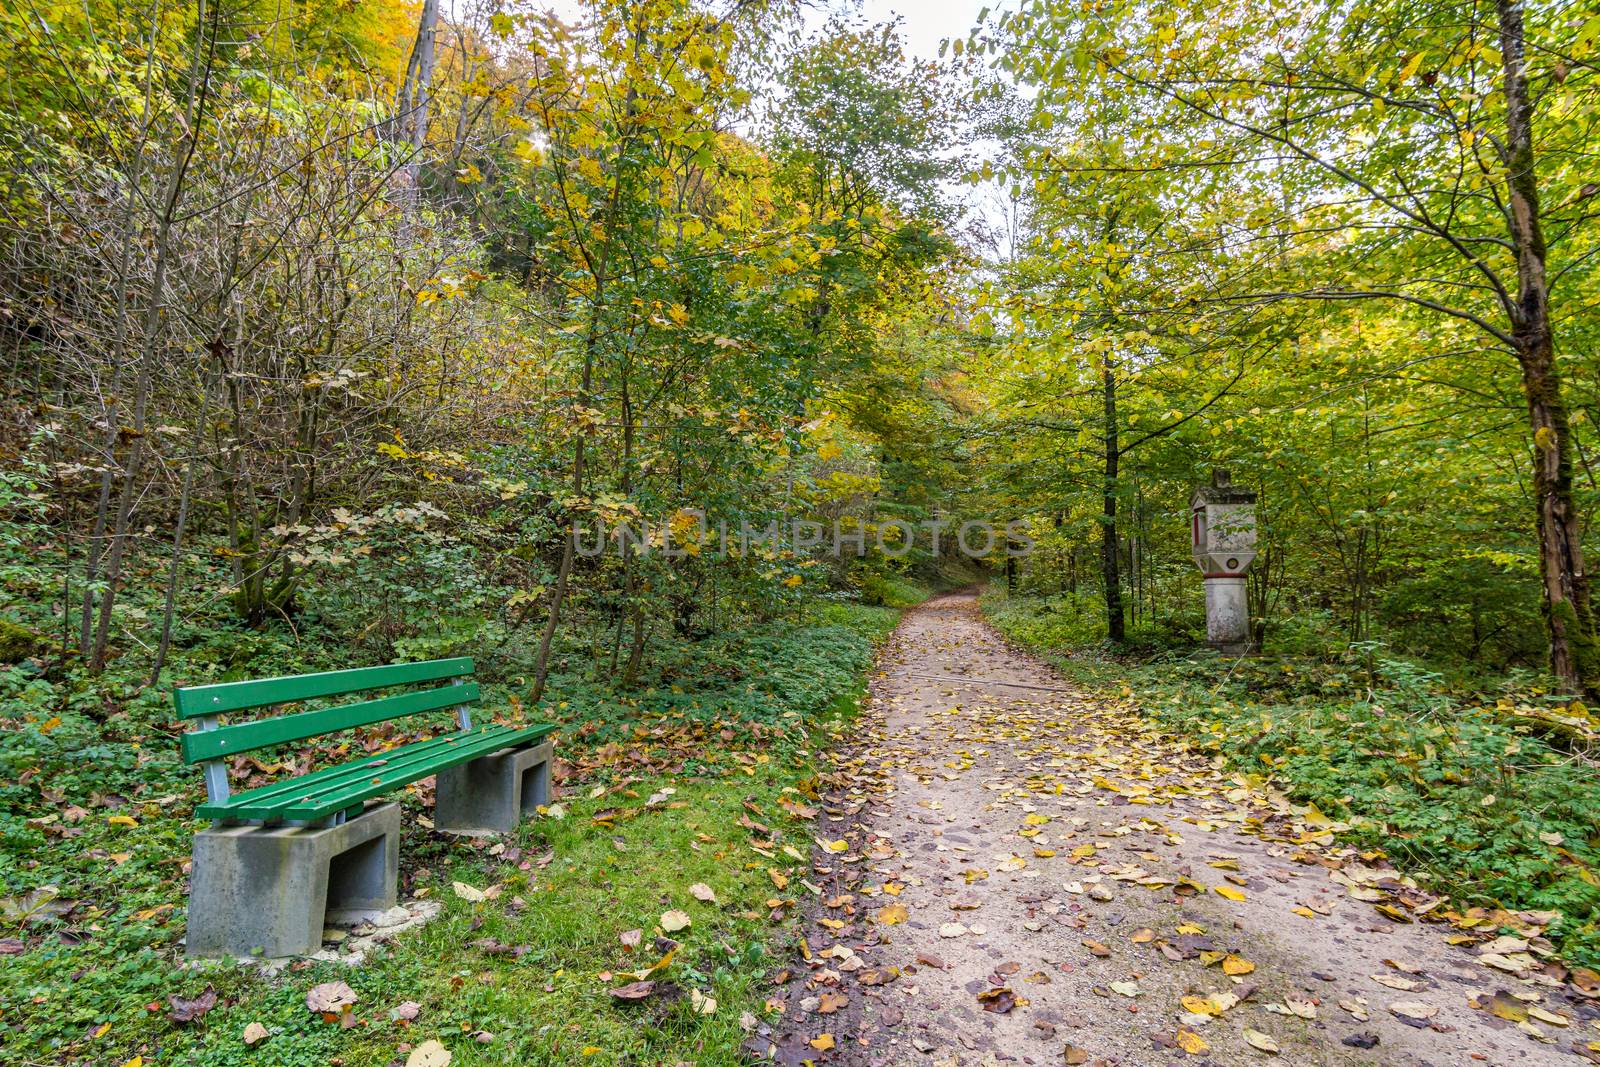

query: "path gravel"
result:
(754, 590), (1599, 1066)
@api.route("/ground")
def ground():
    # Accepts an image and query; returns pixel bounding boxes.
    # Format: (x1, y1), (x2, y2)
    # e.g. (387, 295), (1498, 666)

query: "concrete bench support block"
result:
(185, 801), (399, 959)
(434, 740), (554, 835)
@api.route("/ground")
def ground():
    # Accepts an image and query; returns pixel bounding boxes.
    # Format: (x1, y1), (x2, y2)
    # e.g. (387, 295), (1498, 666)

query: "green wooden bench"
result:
(176, 656), (556, 959)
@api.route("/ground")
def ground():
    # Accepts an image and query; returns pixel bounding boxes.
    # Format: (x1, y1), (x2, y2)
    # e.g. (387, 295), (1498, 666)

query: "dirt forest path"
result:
(756, 590), (1598, 1066)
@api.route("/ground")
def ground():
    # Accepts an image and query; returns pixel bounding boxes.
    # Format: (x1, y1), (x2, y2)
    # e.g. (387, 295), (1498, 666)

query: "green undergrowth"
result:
(855, 572), (933, 609)
(983, 587), (1600, 969)
(0, 599), (901, 1065)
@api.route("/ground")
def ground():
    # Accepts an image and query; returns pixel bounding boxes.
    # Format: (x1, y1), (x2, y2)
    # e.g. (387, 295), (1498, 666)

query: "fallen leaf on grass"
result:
(619, 928), (643, 950)
(690, 989), (717, 1015)
(609, 981), (656, 1001)
(168, 987), (217, 1025)
(305, 981), (357, 1015)
(0, 886), (71, 924)
(242, 1022), (269, 1046)
(689, 883), (717, 904)
(660, 910), (692, 932)
(405, 1039), (451, 1067)
(614, 946), (678, 982)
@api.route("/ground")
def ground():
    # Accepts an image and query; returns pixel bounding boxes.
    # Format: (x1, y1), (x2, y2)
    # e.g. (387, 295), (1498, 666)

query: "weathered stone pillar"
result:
(1190, 469), (1257, 654)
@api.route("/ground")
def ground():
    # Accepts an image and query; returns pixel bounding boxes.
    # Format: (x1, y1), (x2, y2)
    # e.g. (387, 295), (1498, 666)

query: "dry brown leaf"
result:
(305, 981), (357, 1015)
(1388, 1000), (1439, 1021)
(405, 1039), (452, 1067)
(1243, 1028), (1280, 1054)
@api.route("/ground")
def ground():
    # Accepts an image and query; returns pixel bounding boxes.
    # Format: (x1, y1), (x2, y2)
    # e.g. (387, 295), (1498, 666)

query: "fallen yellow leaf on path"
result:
(875, 903), (909, 925)
(1243, 1027), (1280, 1054)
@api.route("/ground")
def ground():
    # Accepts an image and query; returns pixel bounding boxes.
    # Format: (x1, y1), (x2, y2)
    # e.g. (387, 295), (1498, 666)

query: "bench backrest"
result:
(174, 657), (480, 803)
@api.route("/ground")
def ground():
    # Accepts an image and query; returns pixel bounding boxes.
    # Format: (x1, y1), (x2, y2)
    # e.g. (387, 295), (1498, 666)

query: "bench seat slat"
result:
(279, 723), (554, 821)
(197, 723), (557, 822)
(174, 657), (475, 719)
(194, 732), (475, 816)
(273, 723), (523, 811)
(181, 683), (481, 764)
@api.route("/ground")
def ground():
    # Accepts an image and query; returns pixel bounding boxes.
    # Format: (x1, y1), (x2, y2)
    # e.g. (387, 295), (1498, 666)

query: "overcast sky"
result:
(800, 0), (992, 60)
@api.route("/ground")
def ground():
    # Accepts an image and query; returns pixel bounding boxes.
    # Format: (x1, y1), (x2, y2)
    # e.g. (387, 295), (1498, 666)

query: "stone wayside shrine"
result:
(1190, 469), (1258, 654)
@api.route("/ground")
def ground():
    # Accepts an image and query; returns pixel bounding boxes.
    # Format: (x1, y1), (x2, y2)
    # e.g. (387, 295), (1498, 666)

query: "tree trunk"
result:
(1497, 0), (1598, 693)
(1520, 348), (1595, 690)
(393, 0), (440, 150)
(1100, 359), (1124, 642)
(530, 315), (598, 705)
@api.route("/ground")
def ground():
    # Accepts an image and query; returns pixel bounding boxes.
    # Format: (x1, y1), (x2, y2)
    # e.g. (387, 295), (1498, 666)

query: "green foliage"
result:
(855, 569), (932, 609)
(0, 581), (900, 1063)
(983, 587), (1201, 654)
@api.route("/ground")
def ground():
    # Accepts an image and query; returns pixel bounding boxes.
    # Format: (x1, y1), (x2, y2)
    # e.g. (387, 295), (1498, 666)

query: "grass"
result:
(0, 591), (902, 1066)
(982, 584), (1600, 971)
